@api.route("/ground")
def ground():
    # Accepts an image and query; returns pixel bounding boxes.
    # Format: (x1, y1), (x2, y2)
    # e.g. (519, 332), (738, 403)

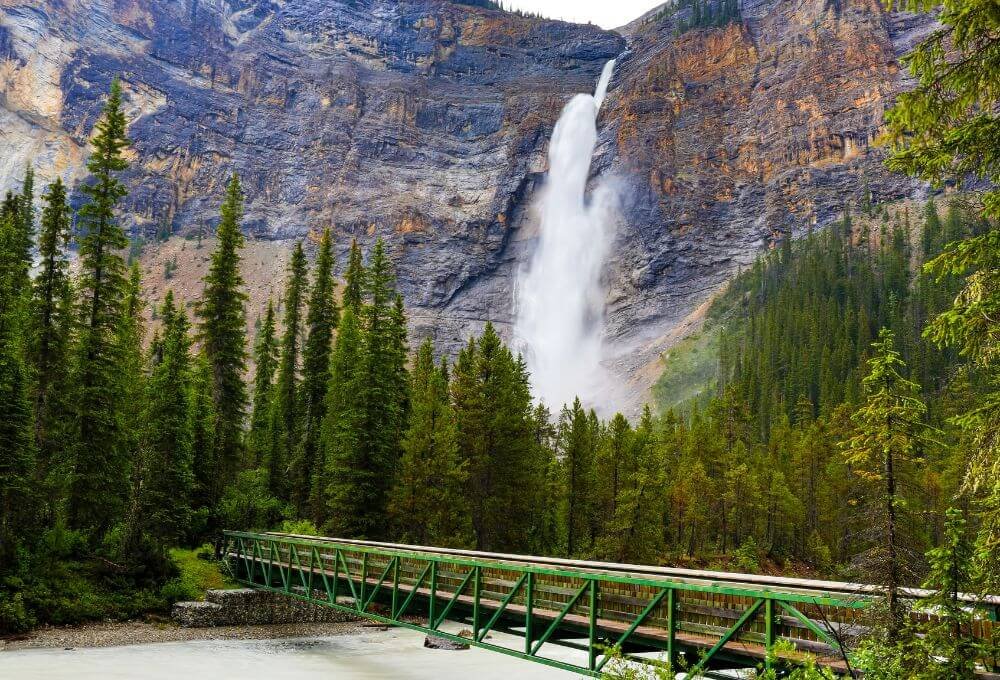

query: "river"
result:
(1, 627), (582, 679)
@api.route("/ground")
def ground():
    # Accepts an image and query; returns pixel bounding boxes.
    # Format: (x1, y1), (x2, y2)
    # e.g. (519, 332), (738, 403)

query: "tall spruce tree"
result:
(71, 78), (133, 536)
(452, 323), (540, 552)
(143, 291), (194, 546)
(342, 239), (364, 312)
(842, 328), (927, 633)
(358, 239), (407, 537)
(321, 305), (367, 533)
(294, 228), (338, 515)
(560, 397), (594, 556)
(30, 178), (74, 477)
(189, 351), (217, 515)
(388, 339), (471, 546)
(0, 206), (36, 569)
(197, 173), (248, 505)
(270, 241), (307, 500)
(248, 300), (278, 468)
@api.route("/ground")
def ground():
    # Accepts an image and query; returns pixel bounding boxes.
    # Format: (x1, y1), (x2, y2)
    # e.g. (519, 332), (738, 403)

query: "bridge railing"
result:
(220, 530), (999, 678)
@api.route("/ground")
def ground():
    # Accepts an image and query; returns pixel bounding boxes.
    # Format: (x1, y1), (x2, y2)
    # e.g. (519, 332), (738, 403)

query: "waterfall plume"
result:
(514, 60), (619, 412)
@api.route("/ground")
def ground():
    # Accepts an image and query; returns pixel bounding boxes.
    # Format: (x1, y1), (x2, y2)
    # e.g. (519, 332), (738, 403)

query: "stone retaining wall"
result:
(172, 589), (357, 628)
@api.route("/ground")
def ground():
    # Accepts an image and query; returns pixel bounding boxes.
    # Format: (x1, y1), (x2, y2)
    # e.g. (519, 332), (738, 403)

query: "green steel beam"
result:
(433, 567), (475, 630)
(530, 582), (590, 656)
(477, 572), (528, 643)
(594, 587), (670, 672)
(683, 598), (764, 679)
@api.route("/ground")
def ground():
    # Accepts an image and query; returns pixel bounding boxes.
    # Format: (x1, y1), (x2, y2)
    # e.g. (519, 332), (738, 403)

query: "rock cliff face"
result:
(595, 0), (934, 395)
(0, 0), (932, 408)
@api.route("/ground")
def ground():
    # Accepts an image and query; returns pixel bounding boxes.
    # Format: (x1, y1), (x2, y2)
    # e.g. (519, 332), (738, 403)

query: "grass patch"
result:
(652, 325), (720, 414)
(163, 545), (236, 602)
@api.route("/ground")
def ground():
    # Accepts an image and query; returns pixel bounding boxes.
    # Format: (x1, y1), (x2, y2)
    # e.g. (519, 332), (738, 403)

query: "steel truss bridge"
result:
(222, 531), (1000, 678)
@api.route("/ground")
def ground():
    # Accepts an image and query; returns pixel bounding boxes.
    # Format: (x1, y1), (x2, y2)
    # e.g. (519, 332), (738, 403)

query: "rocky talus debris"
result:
(172, 588), (357, 628)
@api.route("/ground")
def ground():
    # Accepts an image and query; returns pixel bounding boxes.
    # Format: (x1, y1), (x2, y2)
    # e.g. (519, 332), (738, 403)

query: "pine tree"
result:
(271, 241), (307, 500)
(560, 397), (594, 556)
(358, 239), (407, 537)
(388, 339), (471, 546)
(321, 306), (367, 533)
(452, 323), (540, 552)
(596, 407), (665, 563)
(30, 178), (74, 477)
(143, 291), (194, 546)
(71, 78), (133, 536)
(294, 229), (339, 515)
(115, 265), (148, 559)
(197, 173), (248, 505)
(342, 239), (364, 313)
(189, 352), (217, 514)
(0, 206), (36, 568)
(248, 300), (278, 468)
(917, 507), (981, 679)
(842, 328), (926, 633)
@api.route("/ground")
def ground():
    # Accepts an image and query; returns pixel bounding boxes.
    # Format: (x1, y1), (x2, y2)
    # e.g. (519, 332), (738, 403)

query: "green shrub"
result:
(277, 519), (320, 536)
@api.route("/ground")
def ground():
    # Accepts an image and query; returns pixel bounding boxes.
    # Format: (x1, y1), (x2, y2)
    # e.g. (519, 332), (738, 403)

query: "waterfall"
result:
(514, 60), (618, 411)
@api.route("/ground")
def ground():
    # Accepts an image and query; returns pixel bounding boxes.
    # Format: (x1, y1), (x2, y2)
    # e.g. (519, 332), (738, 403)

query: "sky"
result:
(502, 0), (664, 29)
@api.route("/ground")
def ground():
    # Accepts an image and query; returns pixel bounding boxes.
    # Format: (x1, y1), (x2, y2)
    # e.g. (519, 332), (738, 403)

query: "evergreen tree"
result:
(271, 241), (307, 500)
(357, 240), (408, 537)
(248, 300), (278, 468)
(116, 265), (148, 559)
(30, 178), (74, 478)
(596, 407), (665, 563)
(294, 229), (339, 514)
(71, 78), (133, 536)
(342, 239), (364, 313)
(321, 306), (367, 533)
(0, 206), (36, 568)
(388, 339), (471, 546)
(197, 173), (248, 505)
(189, 352), (217, 516)
(560, 397), (594, 556)
(452, 323), (541, 552)
(143, 291), (194, 546)
(842, 328), (927, 633)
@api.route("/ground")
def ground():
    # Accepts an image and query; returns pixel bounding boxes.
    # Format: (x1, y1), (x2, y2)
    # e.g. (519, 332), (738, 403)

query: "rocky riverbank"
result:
(1, 619), (371, 652)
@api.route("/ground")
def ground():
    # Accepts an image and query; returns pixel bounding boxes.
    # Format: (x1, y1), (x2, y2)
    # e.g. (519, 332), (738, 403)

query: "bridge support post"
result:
(525, 572), (534, 654)
(429, 561), (438, 628)
(472, 566), (481, 641)
(588, 580), (599, 670)
(765, 598), (775, 672)
(666, 587), (676, 670)
(391, 556), (400, 618)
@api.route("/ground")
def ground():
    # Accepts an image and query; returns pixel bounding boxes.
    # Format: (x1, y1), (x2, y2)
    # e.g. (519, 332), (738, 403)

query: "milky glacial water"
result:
(515, 60), (619, 413)
(0, 628), (580, 680)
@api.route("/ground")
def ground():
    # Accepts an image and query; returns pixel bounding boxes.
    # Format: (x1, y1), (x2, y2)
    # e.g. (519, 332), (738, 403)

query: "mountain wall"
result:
(0, 0), (933, 409)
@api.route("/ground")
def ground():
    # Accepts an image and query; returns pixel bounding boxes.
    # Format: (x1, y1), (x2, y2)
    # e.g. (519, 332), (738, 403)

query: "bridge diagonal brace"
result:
(395, 562), (433, 620)
(288, 544), (309, 592)
(777, 601), (843, 652)
(594, 587), (671, 672)
(336, 549), (359, 604)
(684, 598), (764, 679)
(361, 557), (397, 613)
(530, 582), (590, 656)
(477, 572), (529, 643)
(270, 540), (288, 590)
(433, 567), (476, 630)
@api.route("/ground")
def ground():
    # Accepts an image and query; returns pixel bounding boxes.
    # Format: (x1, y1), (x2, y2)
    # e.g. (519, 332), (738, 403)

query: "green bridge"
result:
(221, 531), (1000, 678)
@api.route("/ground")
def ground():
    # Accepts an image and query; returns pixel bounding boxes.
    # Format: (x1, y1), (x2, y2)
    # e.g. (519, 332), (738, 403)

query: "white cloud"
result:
(500, 0), (663, 29)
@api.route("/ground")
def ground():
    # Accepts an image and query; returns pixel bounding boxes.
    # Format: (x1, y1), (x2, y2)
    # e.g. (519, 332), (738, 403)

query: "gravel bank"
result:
(2, 619), (372, 652)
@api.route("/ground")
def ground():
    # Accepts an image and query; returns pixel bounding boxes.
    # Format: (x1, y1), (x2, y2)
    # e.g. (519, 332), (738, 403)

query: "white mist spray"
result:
(515, 60), (618, 411)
